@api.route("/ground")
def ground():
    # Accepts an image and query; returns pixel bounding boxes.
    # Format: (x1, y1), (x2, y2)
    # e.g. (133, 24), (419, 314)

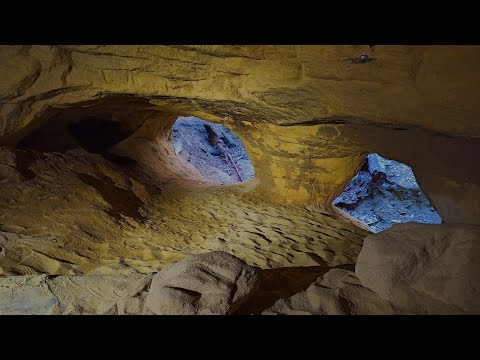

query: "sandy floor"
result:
(0, 146), (368, 276)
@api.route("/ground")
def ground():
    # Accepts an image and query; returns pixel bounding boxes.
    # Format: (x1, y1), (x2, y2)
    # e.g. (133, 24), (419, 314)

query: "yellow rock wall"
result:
(1, 45), (479, 224)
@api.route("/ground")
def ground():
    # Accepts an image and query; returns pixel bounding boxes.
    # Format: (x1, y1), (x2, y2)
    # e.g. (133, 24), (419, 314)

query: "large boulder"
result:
(263, 269), (395, 315)
(356, 223), (480, 314)
(146, 251), (259, 315)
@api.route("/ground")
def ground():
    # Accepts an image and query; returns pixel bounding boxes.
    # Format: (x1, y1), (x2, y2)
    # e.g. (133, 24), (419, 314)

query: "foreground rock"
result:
(0, 274), (153, 315)
(48, 274), (153, 315)
(0, 275), (58, 315)
(146, 251), (259, 315)
(0, 251), (259, 314)
(356, 223), (480, 314)
(263, 269), (395, 315)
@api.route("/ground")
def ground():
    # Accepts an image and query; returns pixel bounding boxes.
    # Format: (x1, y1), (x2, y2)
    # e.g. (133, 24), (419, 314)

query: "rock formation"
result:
(0, 45), (479, 314)
(333, 153), (442, 232)
(146, 251), (259, 315)
(263, 269), (396, 315)
(356, 223), (480, 314)
(1, 46), (479, 222)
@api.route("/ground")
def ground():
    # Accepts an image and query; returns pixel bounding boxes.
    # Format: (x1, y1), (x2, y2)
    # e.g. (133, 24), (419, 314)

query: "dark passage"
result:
(68, 118), (132, 154)
(19, 117), (133, 155)
(332, 153), (442, 233)
(171, 116), (255, 184)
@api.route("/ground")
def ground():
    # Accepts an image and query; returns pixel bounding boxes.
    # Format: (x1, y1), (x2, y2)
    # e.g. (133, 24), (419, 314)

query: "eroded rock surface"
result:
(0, 252), (259, 315)
(0, 274), (153, 315)
(263, 269), (395, 315)
(0, 45), (479, 224)
(0, 46), (479, 315)
(356, 223), (480, 314)
(0, 145), (367, 276)
(0, 275), (58, 314)
(333, 153), (442, 232)
(48, 274), (153, 315)
(146, 251), (259, 315)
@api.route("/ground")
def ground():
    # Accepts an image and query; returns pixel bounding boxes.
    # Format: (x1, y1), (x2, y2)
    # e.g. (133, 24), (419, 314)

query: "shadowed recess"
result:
(77, 172), (146, 223)
(235, 264), (355, 315)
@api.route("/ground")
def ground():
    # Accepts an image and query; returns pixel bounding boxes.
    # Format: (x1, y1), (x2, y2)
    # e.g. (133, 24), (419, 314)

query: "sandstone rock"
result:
(146, 251), (259, 315)
(47, 274), (153, 315)
(0, 45), (478, 298)
(0, 275), (58, 314)
(356, 223), (480, 314)
(0, 274), (156, 315)
(0, 147), (22, 184)
(263, 269), (395, 315)
(0, 46), (479, 224)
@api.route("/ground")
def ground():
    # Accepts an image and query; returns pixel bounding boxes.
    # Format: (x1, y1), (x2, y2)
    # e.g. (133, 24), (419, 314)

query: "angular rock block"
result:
(356, 223), (480, 314)
(263, 269), (395, 315)
(146, 251), (260, 315)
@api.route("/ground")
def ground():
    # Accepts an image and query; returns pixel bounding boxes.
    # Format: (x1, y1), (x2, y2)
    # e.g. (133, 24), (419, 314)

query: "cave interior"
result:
(0, 45), (479, 315)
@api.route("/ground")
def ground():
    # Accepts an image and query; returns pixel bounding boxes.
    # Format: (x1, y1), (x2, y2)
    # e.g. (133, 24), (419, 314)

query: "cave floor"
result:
(0, 146), (368, 276)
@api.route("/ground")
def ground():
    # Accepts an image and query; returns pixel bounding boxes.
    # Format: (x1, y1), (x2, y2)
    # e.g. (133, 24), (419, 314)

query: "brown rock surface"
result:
(0, 45), (479, 224)
(263, 269), (395, 315)
(0, 275), (58, 314)
(0, 46), (479, 314)
(0, 142), (366, 275)
(48, 274), (153, 315)
(0, 273), (153, 315)
(146, 251), (259, 315)
(356, 223), (480, 314)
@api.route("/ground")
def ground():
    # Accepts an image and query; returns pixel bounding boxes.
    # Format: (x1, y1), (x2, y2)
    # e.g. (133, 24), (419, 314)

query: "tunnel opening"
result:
(332, 153), (442, 233)
(9, 98), (257, 188)
(15, 97), (148, 155)
(171, 116), (255, 184)
(67, 118), (133, 154)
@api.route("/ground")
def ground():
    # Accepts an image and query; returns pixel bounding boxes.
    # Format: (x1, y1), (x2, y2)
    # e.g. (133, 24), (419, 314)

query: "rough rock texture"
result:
(0, 46), (479, 315)
(0, 45), (479, 225)
(0, 144), (366, 276)
(333, 153), (442, 232)
(0, 274), (153, 315)
(1, 253), (341, 315)
(48, 274), (153, 315)
(2, 250), (259, 315)
(0, 275), (58, 314)
(172, 116), (255, 184)
(263, 269), (395, 315)
(356, 223), (480, 314)
(146, 251), (259, 315)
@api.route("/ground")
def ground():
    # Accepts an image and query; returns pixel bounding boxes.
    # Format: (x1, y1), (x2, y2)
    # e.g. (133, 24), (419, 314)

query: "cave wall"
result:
(1, 45), (479, 225)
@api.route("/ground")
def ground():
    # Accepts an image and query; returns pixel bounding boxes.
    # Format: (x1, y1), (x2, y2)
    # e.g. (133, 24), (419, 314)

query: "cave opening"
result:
(332, 153), (442, 233)
(16, 98), (145, 156)
(67, 118), (133, 154)
(12, 99), (257, 188)
(171, 116), (255, 184)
